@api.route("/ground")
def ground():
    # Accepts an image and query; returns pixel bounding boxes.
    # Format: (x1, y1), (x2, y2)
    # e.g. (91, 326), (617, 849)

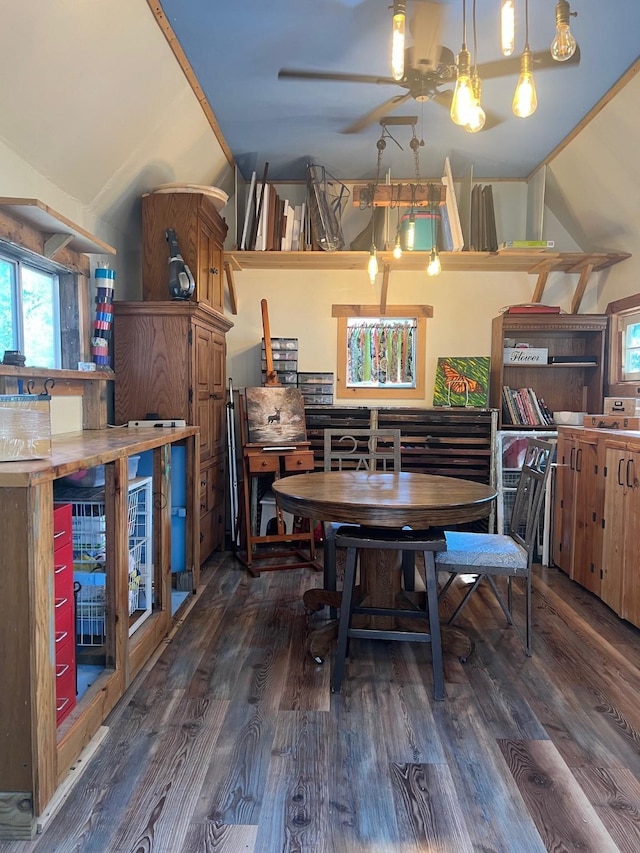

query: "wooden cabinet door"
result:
(193, 323), (213, 463)
(197, 215), (223, 312)
(211, 330), (226, 457)
(571, 437), (601, 594)
(601, 443), (627, 615)
(621, 447), (640, 624)
(553, 431), (578, 574)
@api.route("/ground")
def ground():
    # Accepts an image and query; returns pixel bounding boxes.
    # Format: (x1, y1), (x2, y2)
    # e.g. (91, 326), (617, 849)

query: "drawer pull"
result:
(55, 630), (68, 644)
(55, 597), (68, 609)
(53, 530), (66, 541)
(56, 697), (70, 713)
(54, 563), (68, 575)
(56, 664), (70, 678)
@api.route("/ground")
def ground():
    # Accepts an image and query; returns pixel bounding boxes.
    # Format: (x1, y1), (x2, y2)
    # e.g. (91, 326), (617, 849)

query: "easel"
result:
(236, 300), (321, 577)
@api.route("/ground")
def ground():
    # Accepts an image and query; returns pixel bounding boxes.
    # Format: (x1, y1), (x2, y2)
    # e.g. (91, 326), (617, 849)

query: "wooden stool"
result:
(332, 526), (447, 700)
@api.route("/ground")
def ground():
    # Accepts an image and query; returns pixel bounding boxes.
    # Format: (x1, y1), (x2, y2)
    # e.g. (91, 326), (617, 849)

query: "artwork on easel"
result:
(244, 386), (308, 445)
(433, 356), (490, 407)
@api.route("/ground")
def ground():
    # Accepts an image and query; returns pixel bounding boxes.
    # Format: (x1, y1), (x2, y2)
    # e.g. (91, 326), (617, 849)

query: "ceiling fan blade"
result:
(340, 93), (412, 134)
(478, 45), (580, 80)
(278, 67), (396, 86)
(433, 89), (453, 109)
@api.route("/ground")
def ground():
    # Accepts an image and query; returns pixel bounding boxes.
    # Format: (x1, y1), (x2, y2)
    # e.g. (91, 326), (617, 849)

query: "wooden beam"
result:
(224, 261), (238, 315)
(380, 264), (390, 313)
(571, 263), (594, 314)
(353, 183), (446, 208)
(43, 233), (73, 259)
(332, 304), (433, 318)
(531, 269), (550, 303)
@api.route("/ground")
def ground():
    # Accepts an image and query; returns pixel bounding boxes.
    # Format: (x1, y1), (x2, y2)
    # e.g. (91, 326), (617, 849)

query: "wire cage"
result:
(306, 163), (349, 252)
(55, 476), (154, 646)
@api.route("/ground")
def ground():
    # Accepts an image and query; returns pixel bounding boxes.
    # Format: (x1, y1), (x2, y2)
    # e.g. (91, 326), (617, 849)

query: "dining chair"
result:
(331, 525), (447, 699)
(322, 428), (405, 612)
(435, 437), (554, 655)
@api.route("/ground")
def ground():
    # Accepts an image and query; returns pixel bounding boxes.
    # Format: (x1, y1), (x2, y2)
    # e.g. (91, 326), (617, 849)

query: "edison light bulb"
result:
(465, 75), (486, 133)
(427, 248), (441, 277)
(391, 0), (406, 81)
(550, 0), (577, 61)
(405, 212), (416, 251)
(501, 0), (515, 56)
(512, 49), (537, 118)
(393, 233), (403, 259)
(368, 245), (379, 283)
(450, 49), (474, 126)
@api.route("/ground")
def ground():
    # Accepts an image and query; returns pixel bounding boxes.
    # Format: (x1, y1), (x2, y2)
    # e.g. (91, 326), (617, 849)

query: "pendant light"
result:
(367, 244), (379, 283)
(500, 0), (515, 56)
(391, 0), (406, 81)
(426, 184), (441, 277)
(550, 0), (577, 61)
(512, 0), (537, 118)
(450, 0), (475, 127)
(465, 0), (486, 134)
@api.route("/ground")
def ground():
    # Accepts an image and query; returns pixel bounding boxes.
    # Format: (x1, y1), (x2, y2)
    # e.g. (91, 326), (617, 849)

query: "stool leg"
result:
(323, 535), (338, 619)
(423, 550), (445, 701)
(332, 545), (358, 694)
(402, 550), (415, 592)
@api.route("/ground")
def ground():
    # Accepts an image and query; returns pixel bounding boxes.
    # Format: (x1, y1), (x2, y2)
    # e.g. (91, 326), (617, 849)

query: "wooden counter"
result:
(0, 427), (199, 839)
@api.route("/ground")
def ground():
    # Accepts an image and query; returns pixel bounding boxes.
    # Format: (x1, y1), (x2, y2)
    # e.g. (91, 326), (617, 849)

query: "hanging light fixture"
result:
(550, 0), (577, 61)
(512, 0), (537, 118)
(500, 0), (515, 56)
(367, 244), (379, 283)
(426, 184), (441, 277)
(391, 0), (407, 81)
(393, 188), (403, 259)
(450, 0), (475, 126)
(427, 247), (441, 277)
(465, 0), (486, 134)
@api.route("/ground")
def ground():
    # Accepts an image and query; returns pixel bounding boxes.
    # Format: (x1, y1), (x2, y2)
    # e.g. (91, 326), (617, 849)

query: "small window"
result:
(621, 310), (640, 381)
(334, 305), (430, 400)
(0, 252), (61, 368)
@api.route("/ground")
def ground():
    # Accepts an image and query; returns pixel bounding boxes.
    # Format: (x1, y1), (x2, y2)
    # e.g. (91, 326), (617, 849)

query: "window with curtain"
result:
(346, 317), (416, 388)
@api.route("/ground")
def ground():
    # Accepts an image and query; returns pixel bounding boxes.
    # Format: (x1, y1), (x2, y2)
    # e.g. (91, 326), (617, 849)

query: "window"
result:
(621, 310), (640, 381)
(0, 251), (61, 368)
(334, 304), (431, 400)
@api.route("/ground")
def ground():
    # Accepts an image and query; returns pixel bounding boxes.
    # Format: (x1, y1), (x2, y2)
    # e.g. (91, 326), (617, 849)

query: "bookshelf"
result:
(489, 313), (608, 430)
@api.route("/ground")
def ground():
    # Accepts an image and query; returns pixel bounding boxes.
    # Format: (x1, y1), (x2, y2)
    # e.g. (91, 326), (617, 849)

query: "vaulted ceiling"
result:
(160, 0), (640, 182)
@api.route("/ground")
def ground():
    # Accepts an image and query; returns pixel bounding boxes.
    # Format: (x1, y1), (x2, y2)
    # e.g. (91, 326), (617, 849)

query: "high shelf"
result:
(489, 313), (608, 430)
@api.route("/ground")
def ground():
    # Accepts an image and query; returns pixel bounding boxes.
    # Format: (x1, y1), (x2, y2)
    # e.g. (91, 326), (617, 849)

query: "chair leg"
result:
(422, 550), (445, 700)
(332, 545), (358, 693)
(323, 537), (338, 619)
(447, 573), (484, 625)
(525, 572), (532, 657)
(438, 570), (457, 601)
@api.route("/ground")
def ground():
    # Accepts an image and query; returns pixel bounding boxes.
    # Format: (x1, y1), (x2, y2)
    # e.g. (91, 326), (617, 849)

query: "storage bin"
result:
(0, 393), (51, 461)
(61, 455), (141, 487)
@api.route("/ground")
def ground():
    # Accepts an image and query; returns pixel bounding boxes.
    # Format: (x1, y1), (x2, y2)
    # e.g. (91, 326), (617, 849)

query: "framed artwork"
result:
(243, 386), (308, 445)
(433, 356), (490, 407)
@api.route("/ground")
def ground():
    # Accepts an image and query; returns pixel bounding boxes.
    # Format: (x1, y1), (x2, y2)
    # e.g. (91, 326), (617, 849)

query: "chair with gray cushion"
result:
(436, 437), (554, 655)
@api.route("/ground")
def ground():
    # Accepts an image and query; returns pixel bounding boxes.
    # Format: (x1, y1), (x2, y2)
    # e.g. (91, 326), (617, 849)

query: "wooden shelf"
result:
(227, 249), (630, 275)
(0, 197), (116, 256)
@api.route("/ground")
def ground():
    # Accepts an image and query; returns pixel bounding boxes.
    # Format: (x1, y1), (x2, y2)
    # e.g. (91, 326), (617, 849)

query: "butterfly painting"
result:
(433, 357), (490, 407)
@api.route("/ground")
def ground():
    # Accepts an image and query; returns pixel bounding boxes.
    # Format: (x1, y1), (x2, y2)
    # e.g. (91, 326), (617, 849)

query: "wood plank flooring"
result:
(3, 552), (640, 852)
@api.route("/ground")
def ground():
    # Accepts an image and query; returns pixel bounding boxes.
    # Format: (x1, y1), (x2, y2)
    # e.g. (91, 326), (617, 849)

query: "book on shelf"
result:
(547, 355), (597, 364)
(502, 385), (553, 426)
(498, 240), (555, 250)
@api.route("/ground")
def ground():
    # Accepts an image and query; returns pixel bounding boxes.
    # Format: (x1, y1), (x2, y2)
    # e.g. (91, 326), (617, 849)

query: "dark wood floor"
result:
(4, 550), (640, 853)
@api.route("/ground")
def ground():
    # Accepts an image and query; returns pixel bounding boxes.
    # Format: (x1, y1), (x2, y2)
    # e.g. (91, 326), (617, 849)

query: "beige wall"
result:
(225, 266), (591, 404)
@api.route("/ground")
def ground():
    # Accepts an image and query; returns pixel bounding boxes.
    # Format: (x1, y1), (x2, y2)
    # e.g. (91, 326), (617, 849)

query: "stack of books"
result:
(502, 385), (554, 426)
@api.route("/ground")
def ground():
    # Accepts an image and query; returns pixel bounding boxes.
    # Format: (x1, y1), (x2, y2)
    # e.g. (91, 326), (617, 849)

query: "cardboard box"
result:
(503, 347), (548, 365)
(0, 394), (52, 461)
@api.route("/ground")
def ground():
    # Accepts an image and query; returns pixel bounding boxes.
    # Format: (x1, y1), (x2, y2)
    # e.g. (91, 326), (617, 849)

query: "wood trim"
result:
(146, 0), (235, 171)
(570, 263), (594, 314)
(224, 261), (238, 315)
(606, 292), (640, 315)
(332, 304), (433, 318)
(0, 199), (115, 256)
(530, 58), (640, 180)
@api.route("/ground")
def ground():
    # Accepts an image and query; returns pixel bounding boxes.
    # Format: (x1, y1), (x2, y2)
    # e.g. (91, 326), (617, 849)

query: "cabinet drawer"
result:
(56, 632), (76, 670)
(53, 502), (73, 549)
(53, 541), (74, 600)
(283, 451), (315, 472)
(248, 454), (280, 474)
(54, 595), (74, 642)
(55, 664), (76, 726)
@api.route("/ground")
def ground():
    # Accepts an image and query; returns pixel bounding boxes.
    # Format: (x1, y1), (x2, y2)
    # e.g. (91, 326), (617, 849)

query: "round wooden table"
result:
(272, 471), (497, 661)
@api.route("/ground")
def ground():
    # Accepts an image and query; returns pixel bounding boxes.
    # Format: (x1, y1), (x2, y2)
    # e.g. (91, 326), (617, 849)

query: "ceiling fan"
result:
(277, 0), (580, 134)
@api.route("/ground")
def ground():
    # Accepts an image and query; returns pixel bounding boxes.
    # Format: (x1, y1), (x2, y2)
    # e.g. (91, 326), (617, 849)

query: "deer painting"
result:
(267, 408), (281, 424)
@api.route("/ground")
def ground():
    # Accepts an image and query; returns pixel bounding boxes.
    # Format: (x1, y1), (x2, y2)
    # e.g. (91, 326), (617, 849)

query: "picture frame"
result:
(433, 356), (490, 407)
(243, 386), (308, 445)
